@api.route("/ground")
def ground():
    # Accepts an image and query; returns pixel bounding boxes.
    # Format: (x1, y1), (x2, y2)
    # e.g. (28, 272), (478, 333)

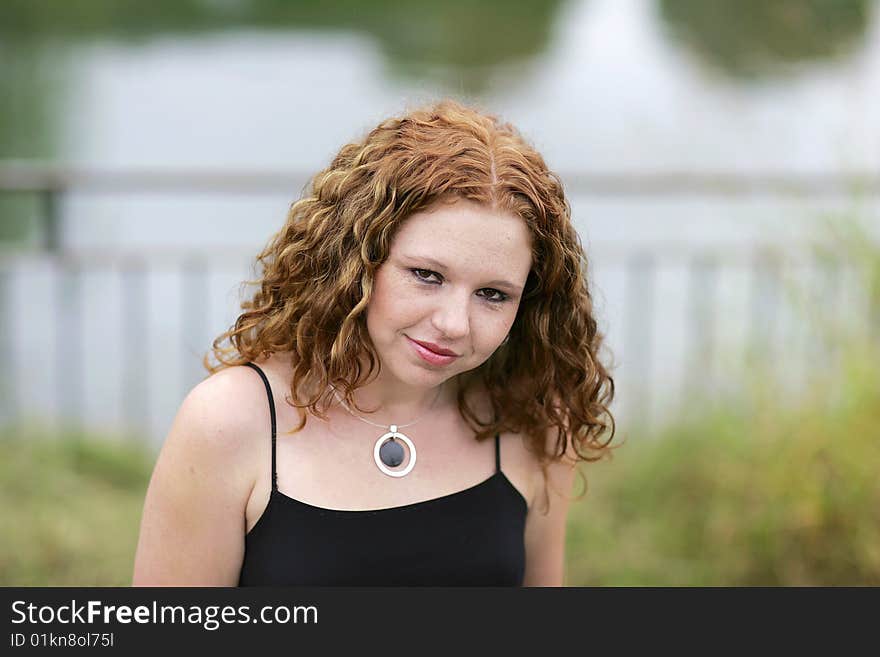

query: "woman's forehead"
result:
(396, 198), (530, 240)
(391, 204), (533, 285)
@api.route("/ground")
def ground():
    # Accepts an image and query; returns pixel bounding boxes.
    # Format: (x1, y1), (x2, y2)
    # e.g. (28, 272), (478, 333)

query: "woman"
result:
(132, 98), (615, 586)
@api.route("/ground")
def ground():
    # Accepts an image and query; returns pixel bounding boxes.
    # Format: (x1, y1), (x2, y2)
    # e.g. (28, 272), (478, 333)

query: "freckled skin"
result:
(359, 197), (533, 414)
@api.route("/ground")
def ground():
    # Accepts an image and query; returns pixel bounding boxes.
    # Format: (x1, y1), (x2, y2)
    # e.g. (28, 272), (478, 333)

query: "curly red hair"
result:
(205, 98), (616, 510)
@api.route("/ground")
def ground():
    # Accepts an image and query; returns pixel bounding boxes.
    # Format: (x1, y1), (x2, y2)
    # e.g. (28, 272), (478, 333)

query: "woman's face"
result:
(365, 197), (533, 388)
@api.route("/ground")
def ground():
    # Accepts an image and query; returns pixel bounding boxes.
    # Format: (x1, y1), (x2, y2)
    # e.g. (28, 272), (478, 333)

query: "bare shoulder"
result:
(519, 398), (580, 510)
(462, 383), (543, 509)
(131, 363), (276, 585)
(146, 366), (270, 505)
(155, 363), (275, 503)
(520, 402), (579, 586)
(180, 364), (273, 455)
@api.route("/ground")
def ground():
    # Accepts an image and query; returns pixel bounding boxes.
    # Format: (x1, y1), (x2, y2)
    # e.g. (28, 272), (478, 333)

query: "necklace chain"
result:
(330, 384), (444, 430)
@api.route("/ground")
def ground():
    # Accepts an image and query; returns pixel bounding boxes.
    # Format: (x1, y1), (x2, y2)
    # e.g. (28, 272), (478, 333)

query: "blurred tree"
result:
(658, 0), (871, 79)
(0, 0), (563, 93)
(0, 42), (66, 244)
(0, 0), (565, 245)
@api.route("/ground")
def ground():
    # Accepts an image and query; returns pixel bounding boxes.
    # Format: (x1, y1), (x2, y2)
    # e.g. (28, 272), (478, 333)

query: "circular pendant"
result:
(373, 425), (417, 478)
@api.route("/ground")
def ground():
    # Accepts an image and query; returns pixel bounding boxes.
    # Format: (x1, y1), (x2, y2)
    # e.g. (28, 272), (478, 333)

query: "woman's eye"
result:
(411, 268), (440, 283)
(480, 289), (509, 303)
(410, 268), (509, 304)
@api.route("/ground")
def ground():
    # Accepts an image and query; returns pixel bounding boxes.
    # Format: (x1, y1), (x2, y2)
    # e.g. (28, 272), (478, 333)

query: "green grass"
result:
(565, 337), (880, 586)
(0, 428), (155, 586)
(2, 339), (878, 586)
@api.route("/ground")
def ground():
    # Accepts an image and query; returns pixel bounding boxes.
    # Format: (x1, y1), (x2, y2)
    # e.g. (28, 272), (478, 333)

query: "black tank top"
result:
(238, 362), (528, 586)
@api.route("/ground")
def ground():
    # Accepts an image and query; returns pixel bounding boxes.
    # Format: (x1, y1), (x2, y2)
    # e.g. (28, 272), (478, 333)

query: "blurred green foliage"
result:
(567, 337), (880, 585)
(0, 0), (561, 247)
(2, 218), (878, 585)
(0, 429), (154, 586)
(2, 332), (878, 586)
(0, 197), (40, 244)
(659, 0), (871, 79)
(566, 223), (880, 585)
(0, 0), (562, 94)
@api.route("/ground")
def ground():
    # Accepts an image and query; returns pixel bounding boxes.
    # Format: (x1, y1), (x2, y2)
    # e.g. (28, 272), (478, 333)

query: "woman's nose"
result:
(430, 290), (471, 339)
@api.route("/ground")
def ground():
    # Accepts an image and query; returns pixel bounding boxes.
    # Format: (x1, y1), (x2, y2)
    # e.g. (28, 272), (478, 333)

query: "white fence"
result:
(1, 165), (878, 445)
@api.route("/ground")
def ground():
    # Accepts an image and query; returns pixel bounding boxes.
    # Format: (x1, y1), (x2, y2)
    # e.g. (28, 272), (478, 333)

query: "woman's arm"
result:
(132, 369), (261, 586)
(522, 424), (579, 587)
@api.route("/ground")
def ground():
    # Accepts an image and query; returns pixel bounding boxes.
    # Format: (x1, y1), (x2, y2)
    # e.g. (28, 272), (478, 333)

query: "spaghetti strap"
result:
(237, 389), (527, 586)
(244, 362), (278, 493)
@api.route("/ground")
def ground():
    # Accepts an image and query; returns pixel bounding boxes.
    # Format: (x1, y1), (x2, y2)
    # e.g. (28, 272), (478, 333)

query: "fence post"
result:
(685, 254), (717, 397)
(121, 257), (150, 440)
(748, 248), (780, 370)
(181, 256), (209, 394)
(55, 254), (83, 436)
(624, 252), (655, 431)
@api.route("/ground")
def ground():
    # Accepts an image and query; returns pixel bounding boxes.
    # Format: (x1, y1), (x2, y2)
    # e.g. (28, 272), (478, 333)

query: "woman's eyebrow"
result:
(402, 254), (523, 292)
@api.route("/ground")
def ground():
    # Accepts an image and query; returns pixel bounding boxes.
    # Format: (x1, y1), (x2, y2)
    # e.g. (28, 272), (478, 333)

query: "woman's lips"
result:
(406, 336), (459, 366)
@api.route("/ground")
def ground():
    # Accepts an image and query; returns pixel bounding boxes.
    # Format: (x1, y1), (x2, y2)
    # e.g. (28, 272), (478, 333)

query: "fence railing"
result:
(1, 163), (878, 443)
(2, 162), (879, 251)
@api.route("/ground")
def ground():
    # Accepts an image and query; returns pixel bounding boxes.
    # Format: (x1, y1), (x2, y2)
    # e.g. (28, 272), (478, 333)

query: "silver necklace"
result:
(330, 384), (444, 478)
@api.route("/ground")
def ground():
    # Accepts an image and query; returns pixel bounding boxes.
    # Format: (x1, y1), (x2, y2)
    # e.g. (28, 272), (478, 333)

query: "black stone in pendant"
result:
(379, 438), (405, 467)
